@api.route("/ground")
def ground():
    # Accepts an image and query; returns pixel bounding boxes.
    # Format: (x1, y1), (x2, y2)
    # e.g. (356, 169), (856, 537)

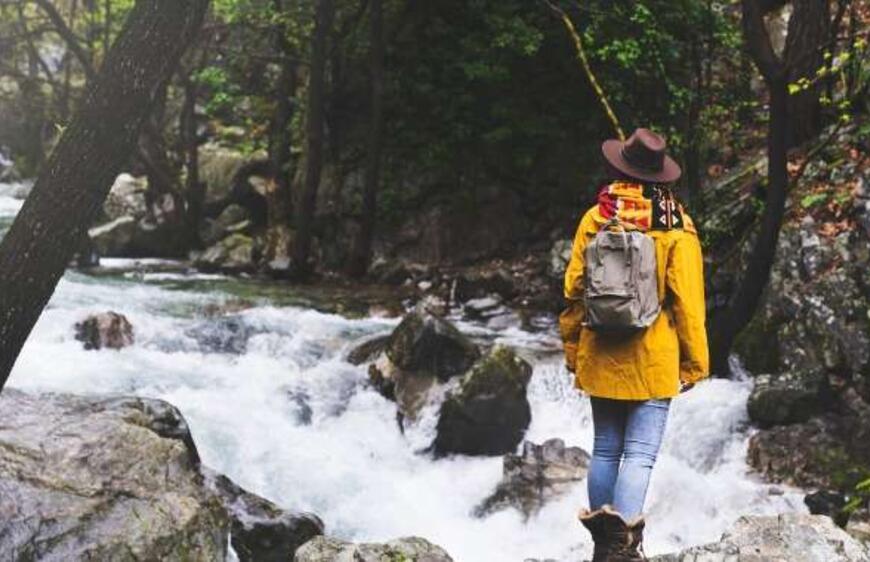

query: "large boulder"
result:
(747, 372), (823, 428)
(205, 470), (323, 562)
(747, 410), (870, 491)
(74, 311), (135, 350)
(476, 439), (590, 519)
(735, 219), (870, 403)
(89, 174), (187, 258)
(199, 143), (252, 206)
(0, 390), (228, 560)
(103, 173), (148, 221)
(651, 513), (870, 561)
(365, 311), (481, 424)
(434, 346), (533, 456)
(294, 536), (453, 562)
(387, 310), (480, 379)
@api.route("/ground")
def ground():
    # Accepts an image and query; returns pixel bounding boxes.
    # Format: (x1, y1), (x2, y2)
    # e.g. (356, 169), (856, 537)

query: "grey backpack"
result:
(583, 218), (660, 333)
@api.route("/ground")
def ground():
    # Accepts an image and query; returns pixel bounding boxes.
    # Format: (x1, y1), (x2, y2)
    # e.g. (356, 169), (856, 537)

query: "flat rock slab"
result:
(0, 389), (228, 561)
(652, 513), (870, 562)
(294, 536), (453, 562)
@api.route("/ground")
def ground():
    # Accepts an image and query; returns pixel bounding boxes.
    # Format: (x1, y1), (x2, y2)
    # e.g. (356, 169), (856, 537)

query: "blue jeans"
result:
(587, 397), (670, 519)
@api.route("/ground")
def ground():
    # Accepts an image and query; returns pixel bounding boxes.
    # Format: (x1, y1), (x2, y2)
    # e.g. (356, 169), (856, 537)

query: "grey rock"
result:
(346, 334), (391, 366)
(387, 311), (480, 380)
(196, 234), (257, 272)
(434, 346), (532, 457)
(74, 311), (134, 350)
(186, 315), (252, 354)
(747, 372), (822, 428)
(476, 438), (590, 519)
(548, 238), (573, 279)
(205, 469), (323, 562)
(0, 390), (229, 561)
(199, 143), (260, 205)
(651, 513), (870, 561)
(294, 536), (453, 562)
(103, 173), (148, 220)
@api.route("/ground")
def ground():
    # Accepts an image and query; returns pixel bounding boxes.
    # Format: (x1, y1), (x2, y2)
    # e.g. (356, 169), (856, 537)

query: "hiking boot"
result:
(579, 505), (646, 561)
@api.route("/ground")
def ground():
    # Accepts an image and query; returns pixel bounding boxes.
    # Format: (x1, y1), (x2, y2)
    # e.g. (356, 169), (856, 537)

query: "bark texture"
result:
(0, 0), (209, 390)
(292, 0), (335, 276)
(710, 0), (791, 376)
(348, 0), (385, 277)
(784, 0), (830, 146)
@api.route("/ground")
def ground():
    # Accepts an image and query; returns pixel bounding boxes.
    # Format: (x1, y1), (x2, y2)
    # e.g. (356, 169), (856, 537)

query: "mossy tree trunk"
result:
(0, 0), (210, 391)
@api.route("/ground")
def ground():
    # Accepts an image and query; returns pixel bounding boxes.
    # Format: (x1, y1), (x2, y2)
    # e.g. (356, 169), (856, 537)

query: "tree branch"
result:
(742, 0), (786, 83)
(33, 0), (97, 82)
(542, 0), (625, 140)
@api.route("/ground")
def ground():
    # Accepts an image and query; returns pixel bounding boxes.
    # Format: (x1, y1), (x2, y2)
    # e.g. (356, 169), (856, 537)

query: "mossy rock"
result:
(433, 346), (532, 457)
(747, 372), (823, 428)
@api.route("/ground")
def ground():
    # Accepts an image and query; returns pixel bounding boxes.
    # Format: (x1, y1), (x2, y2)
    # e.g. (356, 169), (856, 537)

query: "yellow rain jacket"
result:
(560, 182), (709, 399)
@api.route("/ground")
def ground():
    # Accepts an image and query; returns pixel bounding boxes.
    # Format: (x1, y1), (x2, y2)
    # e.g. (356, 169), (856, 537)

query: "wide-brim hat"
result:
(602, 128), (682, 184)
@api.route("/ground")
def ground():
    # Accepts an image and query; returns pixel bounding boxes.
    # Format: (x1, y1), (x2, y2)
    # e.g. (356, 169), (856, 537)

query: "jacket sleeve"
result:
(559, 214), (590, 372)
(666, 230), (710, 384)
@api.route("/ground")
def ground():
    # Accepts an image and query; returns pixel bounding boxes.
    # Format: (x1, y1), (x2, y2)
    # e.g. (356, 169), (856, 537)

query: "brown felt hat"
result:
(602, 128), (682, 184)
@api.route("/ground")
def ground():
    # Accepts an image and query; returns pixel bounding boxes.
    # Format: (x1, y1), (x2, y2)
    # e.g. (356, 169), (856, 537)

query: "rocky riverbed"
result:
(2, 180), (866, 561)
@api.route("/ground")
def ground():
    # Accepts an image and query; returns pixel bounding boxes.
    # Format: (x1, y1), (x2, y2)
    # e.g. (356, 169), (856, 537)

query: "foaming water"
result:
(1, 190), (805, 561)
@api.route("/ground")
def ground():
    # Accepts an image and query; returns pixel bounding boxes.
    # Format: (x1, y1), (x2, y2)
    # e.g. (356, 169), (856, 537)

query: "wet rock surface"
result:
(365, 310), (481, 423)
(476, 438), (590, 518)
(732, 216), (870, 498)
(74, 311), (135, 350)
(747, 384), (870, 494)
(346, 333), (391, 366)
(0, 390), (228, 561)
(205, 470), (323, 562)
(387, 310), (480, 379)
(651, 513), (870, 561)
(294, 536), (453, 562)
(434, 345), (533, 456)
(359, 312), (534, 454)
(747, 372), (823, 428)
(186, 315), (253, 354)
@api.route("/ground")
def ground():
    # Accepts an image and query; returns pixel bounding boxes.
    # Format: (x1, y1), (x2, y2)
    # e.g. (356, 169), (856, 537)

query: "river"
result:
(0, 181), (805, 561)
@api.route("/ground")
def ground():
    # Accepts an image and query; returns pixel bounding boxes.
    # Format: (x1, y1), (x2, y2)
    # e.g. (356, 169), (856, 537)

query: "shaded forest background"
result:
(0, 0), (868, 368)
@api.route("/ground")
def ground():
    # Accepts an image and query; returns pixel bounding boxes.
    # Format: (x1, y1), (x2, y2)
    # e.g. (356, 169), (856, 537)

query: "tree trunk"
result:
(291, 0), (335, 277)
(348, 0), (385, 278)
(137, 81), (189, 252)
(264, 0), (298, 272)
(784, 0), (829, 146)
(0, 0), (209, 391)
(710, 0), (790, 376)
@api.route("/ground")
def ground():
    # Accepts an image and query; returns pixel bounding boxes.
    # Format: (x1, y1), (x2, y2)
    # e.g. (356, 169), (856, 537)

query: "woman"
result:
(560, 128), (709, 561)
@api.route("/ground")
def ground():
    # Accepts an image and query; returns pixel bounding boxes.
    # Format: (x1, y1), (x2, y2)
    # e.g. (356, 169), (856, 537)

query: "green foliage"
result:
(800, 192), (830, 209)
(844, 477), (870, 515)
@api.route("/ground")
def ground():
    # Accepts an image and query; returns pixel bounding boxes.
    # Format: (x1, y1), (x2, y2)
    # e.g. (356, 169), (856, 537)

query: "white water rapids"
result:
(0, 182), (806, 561)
